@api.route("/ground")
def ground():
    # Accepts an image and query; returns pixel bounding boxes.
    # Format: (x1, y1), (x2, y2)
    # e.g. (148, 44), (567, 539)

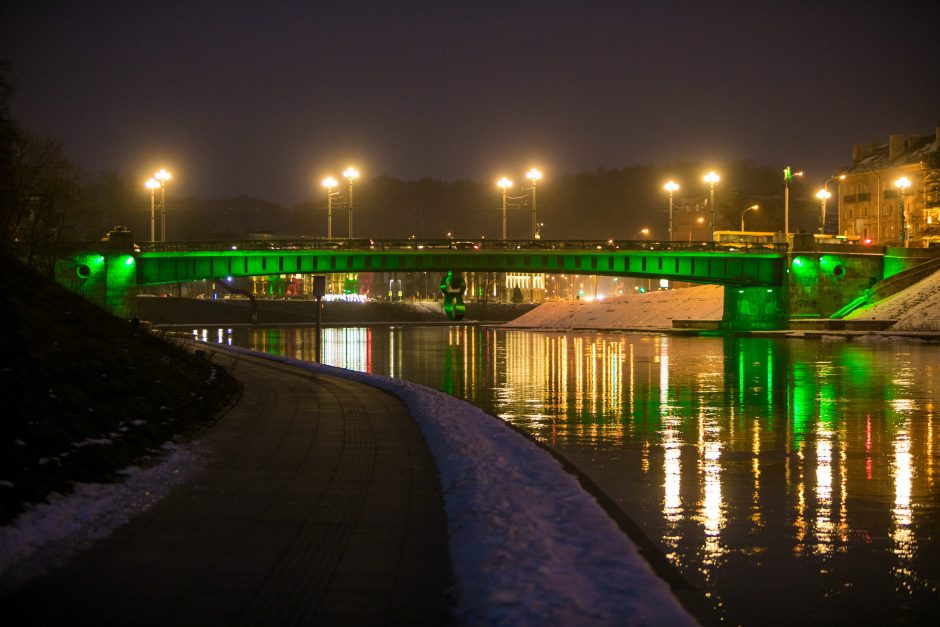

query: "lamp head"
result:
(525, 168), (543, 182)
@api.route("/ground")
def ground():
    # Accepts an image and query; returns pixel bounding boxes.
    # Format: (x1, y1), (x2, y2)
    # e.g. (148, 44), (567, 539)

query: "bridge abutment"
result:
(56, 229), (139, 319)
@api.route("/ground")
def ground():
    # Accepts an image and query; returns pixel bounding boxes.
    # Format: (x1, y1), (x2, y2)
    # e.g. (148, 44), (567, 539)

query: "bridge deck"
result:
(133, 239), (786, 287)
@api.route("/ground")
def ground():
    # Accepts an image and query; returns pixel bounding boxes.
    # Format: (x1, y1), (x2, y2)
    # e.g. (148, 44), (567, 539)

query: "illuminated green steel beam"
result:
(133, 247), (786, 287)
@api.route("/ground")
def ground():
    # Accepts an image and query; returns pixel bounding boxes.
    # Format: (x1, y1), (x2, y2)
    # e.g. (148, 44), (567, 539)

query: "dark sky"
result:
(3, 0), (938, 206)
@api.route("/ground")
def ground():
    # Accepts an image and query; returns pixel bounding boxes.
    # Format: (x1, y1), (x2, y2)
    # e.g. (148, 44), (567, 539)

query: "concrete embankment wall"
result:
(138, 297), (536, 325)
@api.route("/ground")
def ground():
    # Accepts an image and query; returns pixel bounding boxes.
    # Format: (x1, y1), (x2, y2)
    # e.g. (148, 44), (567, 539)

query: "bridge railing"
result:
(134, 238), (787, 254)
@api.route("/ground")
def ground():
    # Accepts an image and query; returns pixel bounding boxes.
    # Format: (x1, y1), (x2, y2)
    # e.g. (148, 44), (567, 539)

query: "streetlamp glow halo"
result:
(704, 171), (720, 184)
(497, 177), (513, 189)
(343, 167), (360, 180)
(816, 189), (831, 200)
(525, 168), (542, 182)
(323, 176), (338, 188)
(145, 178), (160, 189)
(155, 169), (172, 183)
(664, 180), (679, 192)
(895, 176), (911, 189)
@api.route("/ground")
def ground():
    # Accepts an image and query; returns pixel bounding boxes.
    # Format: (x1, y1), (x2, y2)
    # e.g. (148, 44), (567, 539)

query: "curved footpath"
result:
(4, 347), (451, 625)
(3, 344), (700, 626)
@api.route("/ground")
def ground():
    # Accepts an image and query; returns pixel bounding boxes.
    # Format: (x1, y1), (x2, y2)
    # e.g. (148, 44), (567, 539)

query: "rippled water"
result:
(200, 324), (940, 624)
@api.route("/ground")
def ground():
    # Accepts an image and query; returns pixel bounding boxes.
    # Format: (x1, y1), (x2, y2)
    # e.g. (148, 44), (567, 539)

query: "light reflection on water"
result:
(202, 324), (940, 624)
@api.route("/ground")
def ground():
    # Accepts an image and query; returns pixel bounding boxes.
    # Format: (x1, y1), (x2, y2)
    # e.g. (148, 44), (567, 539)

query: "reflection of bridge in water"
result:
(61, 235), (790, 329)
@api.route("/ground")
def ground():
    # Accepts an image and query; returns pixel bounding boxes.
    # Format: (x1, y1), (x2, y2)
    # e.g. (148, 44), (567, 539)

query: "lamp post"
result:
(703, 171), (720, 241)
(783, 166), (803, 237)
(740, 204), (759, 231)
(815, 189), (831, 234)
(895, 176), (911, 247)
(497, 177), (512, 240)
(322, 176), (338, 239)
(664, 180), (680, 241)
(343, 167), (359, 239)
(526, 168), (542, 238)
(155, 168), (171, 242)
(145, 178), (160, 242)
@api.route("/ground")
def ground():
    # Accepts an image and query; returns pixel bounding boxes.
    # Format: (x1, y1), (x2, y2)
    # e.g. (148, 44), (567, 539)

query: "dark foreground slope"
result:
(0, 258), (238, 523)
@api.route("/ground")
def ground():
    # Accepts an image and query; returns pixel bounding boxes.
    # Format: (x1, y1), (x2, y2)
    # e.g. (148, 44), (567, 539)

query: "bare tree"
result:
(11, 133), (87, 274)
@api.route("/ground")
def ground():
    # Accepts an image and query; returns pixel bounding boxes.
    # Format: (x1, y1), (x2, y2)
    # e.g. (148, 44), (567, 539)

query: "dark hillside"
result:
(0, 257), (238, 523)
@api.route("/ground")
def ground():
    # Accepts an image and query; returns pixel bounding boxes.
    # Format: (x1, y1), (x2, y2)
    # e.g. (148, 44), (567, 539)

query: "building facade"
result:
(839, 128), (940, 246)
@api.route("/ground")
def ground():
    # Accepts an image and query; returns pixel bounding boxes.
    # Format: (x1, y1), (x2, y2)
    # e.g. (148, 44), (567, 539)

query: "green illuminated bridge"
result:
(60, 235), (798, 330)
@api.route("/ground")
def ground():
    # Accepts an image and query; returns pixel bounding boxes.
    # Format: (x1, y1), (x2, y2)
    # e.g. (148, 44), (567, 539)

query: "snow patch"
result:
(0, 442), (209, 591)
(506, 285), (723, 329)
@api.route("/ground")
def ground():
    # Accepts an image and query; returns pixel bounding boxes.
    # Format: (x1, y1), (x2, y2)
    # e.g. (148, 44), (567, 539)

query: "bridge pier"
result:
(721, 285), (788, 331)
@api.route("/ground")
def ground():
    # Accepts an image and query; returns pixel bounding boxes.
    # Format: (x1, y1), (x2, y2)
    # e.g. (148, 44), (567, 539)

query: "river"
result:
(196, 324), (940, 625)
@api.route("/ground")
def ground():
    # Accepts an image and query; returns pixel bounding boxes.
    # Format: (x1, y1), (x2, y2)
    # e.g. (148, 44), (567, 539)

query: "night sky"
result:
(3, 1), (938, 206)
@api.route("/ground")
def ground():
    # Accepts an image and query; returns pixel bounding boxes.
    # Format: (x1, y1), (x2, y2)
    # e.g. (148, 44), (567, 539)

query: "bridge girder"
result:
(133, 248), (785, 288)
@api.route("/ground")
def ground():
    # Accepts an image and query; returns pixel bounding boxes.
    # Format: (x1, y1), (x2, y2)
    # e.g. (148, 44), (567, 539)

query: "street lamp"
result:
(664, 180), (680, 241)
(144, 178), (160, 242)
(740, 204), (759, 231)
(497, 177), (512, 240)
(638, 227), (651, 239)
(526, 168), (542, 238)
(815, 189), (831, 234)
(895, 176), (911, 247)
(783, 166), (803, 237)
(155, 168), (172, 242)
(322, 176), (338, 239)
(343, 167), (360, 239)
(703, 171), (720, 241)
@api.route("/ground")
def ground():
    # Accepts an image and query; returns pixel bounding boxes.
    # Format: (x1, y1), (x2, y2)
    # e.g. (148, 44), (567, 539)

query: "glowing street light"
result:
(322, 176), (338, 239)
(815, 189), (831, 234)
(895, 176), (912, 247)
(526, 168), (543, 238)
(783, 166), (803, 237)
(343, 167), (360, 239)
(664, 180), (680, 241)
(155, 168), (172, 242)
(703, 171), (720, 241)
(740, 204), (759, 232)
(144, 178), (160, 242)
(638, 227), (651, 238)
(497, 177), (513, 240)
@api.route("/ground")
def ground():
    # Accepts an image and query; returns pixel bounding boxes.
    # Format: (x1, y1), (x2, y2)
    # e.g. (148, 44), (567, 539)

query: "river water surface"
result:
(199, 324), (940, 625)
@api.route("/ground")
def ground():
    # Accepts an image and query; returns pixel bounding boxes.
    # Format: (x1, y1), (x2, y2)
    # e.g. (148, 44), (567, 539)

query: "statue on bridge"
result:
(439, 271), (466, 321)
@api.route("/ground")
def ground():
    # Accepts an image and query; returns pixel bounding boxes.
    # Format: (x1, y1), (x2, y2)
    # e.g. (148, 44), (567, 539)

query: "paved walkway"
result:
(6, 347), (451, 625)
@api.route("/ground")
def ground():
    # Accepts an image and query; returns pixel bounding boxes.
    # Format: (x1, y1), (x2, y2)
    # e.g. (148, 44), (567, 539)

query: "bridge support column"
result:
(722, 285), (788, 331)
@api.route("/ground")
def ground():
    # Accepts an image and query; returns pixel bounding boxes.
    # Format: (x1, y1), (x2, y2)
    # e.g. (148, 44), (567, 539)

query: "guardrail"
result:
(134, 238), (787, 254)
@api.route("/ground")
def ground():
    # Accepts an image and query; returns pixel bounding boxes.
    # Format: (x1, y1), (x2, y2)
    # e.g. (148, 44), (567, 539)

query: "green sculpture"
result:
(439, 271), (466, 321)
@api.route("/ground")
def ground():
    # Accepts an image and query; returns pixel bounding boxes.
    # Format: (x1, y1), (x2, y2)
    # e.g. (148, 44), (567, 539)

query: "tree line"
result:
(1, 63), (819, 277)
